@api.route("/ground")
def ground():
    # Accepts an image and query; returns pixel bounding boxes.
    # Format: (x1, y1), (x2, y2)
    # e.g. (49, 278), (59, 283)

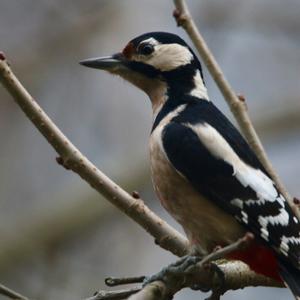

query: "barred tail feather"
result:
(279, 259), (300, 300)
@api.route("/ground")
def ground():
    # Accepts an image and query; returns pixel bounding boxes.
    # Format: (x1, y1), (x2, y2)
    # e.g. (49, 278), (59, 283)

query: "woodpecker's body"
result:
(81, 32), (300, 298)
(149, 102), (246, 254)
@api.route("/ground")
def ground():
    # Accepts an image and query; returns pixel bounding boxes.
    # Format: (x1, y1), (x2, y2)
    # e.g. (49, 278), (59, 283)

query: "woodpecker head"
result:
(80, 32), (208, 108)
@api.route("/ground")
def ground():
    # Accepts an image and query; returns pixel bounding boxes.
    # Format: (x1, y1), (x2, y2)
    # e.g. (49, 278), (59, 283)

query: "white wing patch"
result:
(241, 211), (249, 224)
(280, 236), (300, 257)
(231, 198), (243, 209)
(185, 123), (280, 207)
(261, 228), (269, 241)
(258, 208), (289, 227)
(185, 122), (291, 239)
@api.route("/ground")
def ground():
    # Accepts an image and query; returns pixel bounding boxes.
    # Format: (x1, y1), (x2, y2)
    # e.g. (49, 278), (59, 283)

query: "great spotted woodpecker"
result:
(80, 32), (300, 298)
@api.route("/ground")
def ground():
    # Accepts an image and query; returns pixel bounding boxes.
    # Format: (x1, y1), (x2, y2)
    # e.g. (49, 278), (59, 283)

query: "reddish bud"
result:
(237, 94), (246, 102)
(56, 156), (64, 165)
(56, 156), (70, 170)
(132, 191), (140, 199)
(173, 8), (181, 18)
(293, 197), (300, 205)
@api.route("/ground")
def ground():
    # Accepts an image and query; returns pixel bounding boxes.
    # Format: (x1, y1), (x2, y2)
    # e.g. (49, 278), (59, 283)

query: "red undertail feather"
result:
(227, 242), (282, 282)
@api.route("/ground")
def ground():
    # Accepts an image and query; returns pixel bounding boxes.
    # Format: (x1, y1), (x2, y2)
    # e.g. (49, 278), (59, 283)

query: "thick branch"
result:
(172, 0), (294, 209)
(0, 53), (188, 257)
(128, 234), (282, 300)
(127, 262), (282, 300)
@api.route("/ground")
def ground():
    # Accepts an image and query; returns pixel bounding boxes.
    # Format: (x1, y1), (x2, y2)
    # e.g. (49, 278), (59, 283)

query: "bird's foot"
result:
(143, 255), (210, 292)
(205, 262), (226, 300)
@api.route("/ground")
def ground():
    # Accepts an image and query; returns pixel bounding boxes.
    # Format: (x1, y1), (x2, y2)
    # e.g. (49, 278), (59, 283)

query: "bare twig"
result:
(172, 0), (294, 210)
(105, 276), (145, 287)
(0, 283), (30, 300)
(128, 281), (167, 300)
(194, 233), (254, 270)
(0, 53), (188, 258)
(85, 287), (140, 300)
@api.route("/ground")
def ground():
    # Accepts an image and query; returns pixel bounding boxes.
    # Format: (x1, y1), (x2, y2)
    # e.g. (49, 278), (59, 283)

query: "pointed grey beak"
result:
(79, 54), (124, 70)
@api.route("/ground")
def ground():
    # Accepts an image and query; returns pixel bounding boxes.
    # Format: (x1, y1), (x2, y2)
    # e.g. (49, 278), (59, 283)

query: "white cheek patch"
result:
(135, 43), (193, 72)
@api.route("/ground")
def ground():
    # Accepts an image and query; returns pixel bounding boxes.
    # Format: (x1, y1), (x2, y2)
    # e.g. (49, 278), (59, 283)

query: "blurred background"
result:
(0, 0), (299, 299)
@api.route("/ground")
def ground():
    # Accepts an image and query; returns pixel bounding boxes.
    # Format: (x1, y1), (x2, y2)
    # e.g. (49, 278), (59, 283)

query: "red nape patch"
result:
(122, 42), (135, 59)
(227, 242), (282, 282)
(0, 52), (5, 60)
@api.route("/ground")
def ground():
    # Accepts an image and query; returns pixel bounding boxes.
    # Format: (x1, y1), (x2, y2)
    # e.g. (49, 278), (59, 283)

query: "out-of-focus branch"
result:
(85, 287), (140, 300)
(0, 283), (30, 300)
(172, 0), (294, 211)
(0, 52), (188, 258)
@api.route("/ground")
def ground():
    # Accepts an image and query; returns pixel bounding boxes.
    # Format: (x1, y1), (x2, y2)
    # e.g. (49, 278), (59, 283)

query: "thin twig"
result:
(194, 232), (254, 270)
(0, 53), (188, 258)
(105, 276), (145, 287)
(85, 287), (140, 300)
(128, 281), (168, 300)
(0, 283), (30, 300)
(172, 0), (294, 211)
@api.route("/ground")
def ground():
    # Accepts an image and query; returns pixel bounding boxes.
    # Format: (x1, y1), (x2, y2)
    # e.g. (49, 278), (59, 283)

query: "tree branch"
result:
(172, 0), (295, 213)
(85, 287), (140, 300)
(0, 52), (188, 258)
(127, 233), (282, 300)
(0, 283), (30, 300)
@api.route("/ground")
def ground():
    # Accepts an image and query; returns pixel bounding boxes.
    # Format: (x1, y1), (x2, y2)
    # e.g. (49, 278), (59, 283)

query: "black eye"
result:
(138, 43), (154, 55)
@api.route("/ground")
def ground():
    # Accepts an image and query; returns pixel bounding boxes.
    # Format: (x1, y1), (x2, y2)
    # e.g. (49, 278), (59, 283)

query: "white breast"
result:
(149, 123), (245, 254)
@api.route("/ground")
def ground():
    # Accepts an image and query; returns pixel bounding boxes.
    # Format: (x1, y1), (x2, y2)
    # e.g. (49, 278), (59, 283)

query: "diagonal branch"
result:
(85, 287), (140, 300)
(0, 283), (30, 300)
(172, 0), (295, 212)
(0, 52), (188, 258)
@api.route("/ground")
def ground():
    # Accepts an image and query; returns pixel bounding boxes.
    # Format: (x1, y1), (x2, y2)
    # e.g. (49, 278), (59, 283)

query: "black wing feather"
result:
(161, 101), (300, 269)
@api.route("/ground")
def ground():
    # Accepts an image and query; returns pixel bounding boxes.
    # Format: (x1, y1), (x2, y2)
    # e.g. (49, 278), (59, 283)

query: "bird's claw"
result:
(205, 262), (226, 300)
(143, 255), (203, 288)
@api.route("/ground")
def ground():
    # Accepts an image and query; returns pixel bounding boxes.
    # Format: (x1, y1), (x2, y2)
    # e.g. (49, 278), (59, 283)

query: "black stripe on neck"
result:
(151, 95), (199, 132)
